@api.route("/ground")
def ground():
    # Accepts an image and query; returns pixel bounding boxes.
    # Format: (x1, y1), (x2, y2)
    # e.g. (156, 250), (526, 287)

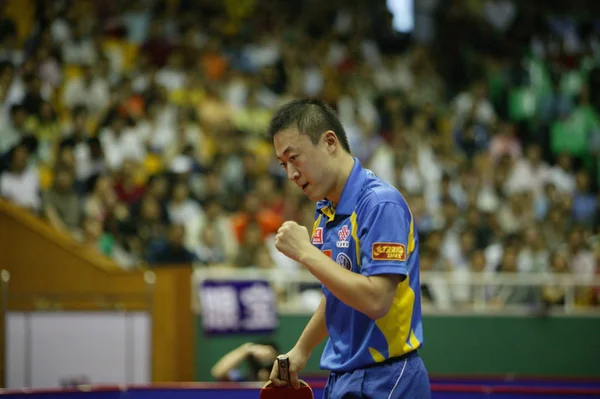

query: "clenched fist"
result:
(275, 221), (312, 262)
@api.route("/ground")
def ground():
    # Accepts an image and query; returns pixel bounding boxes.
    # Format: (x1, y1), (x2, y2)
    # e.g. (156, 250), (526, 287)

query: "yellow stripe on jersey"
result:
(409, 329), (421, 349)
(350, 212), (361, 267)
(312, 214), (323, 236)
(321, 206), (335, 222)
(368, 276), (417, 361)
(407, 208), (416, 256)
(368, 347), (386, 363)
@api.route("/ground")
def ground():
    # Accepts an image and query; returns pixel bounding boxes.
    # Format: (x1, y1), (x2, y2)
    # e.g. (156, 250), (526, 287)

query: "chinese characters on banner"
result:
(199, 280), (278, 335)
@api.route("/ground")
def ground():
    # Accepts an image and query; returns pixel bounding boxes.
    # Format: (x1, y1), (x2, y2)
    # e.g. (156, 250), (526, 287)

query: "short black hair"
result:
(268, 99), (351, 153)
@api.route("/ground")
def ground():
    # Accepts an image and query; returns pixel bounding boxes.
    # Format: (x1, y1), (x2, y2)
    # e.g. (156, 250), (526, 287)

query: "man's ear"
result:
(323, 130), (338, 154)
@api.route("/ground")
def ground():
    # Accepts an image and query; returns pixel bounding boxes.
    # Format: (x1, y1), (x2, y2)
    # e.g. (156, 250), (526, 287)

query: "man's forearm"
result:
(299, 246), (393, 319)
(294, 295), (328, 355)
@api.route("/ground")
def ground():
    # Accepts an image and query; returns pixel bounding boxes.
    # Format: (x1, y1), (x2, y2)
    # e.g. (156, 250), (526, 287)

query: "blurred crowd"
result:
(0, 0), (599, 309)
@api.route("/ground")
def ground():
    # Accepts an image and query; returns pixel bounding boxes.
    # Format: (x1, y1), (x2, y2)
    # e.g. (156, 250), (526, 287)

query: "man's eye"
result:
(290, 155), (297, 162)
(280, 162), (287, 168)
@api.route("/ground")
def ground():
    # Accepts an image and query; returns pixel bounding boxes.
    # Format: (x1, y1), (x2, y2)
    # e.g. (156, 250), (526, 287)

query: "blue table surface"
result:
(1, 378), (599, 399)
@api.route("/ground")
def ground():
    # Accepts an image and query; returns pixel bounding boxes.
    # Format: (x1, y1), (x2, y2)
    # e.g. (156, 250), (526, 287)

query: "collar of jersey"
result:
(317, 157), (366, 218)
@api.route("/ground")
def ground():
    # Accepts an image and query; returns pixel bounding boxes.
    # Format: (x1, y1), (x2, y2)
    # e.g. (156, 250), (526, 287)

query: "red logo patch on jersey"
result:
(312, 227), (323, 244)
(323, 249), (332, 258)
(372, 243), (406, 261)
(338, 225), (350, 241)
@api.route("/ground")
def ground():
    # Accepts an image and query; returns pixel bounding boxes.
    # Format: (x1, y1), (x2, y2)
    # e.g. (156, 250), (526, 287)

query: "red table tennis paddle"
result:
(260, 355), (314, 399)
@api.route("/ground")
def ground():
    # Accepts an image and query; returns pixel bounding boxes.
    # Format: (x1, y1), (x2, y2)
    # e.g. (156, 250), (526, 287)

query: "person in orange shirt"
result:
(200, 38), (228, 82)
(231, 191), (283, 243)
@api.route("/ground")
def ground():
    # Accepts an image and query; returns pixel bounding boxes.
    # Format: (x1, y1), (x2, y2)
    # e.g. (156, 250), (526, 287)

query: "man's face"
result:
(274, 128), (333, 202)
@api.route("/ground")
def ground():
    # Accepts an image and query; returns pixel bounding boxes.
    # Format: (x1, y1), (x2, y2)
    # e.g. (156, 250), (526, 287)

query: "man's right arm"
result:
(293, 294), (328, 355)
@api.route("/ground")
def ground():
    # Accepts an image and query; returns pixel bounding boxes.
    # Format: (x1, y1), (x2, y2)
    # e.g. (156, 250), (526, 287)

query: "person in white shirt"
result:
(0, 143), (40, 212)
(548, 153), (576, 194)
(505, 144), (551, 197)
(61, 23), (97, 66)
(62, 65), (109, 115)
(99, 116), (146, 171)
(483, 0), (516, 33)
(517, 227), (550, 273)
(185, 198), (238, 264)
(566, 228), (596, 280)
(155, 52), (187, 92)
(167, 181), (204, 237)
(451, 80), (497, 130)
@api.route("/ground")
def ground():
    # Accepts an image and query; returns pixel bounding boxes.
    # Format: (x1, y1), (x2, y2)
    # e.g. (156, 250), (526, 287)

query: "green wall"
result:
(195, 315), (600, 381)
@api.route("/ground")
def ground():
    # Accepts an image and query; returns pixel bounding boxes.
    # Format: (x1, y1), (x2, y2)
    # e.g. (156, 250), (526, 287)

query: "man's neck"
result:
(327, 154), (355, 206)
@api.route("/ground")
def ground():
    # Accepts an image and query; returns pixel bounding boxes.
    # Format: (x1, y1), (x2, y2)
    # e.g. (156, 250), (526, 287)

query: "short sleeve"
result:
(358, 202), (411, 277)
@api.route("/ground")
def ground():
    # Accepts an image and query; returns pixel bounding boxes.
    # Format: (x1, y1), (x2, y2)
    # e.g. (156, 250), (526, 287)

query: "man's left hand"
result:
(275, 221), (312, 262)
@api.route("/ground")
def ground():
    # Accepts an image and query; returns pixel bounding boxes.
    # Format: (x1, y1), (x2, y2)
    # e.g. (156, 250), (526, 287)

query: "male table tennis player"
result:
(268, 99), (431, 398)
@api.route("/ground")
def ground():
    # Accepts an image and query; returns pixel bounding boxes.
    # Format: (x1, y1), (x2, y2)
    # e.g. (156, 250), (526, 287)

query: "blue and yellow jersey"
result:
(311, 158), (423, 373)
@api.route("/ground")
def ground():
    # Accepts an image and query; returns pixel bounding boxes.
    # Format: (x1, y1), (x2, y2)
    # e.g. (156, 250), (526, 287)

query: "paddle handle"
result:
(277, 354), (290, 383)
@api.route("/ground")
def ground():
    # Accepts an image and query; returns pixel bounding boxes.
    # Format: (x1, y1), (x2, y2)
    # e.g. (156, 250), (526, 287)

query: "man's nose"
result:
(287, 164), (300, 181)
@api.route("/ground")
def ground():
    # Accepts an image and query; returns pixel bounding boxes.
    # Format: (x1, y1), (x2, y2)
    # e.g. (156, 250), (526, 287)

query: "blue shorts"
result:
(323, 351), (431, 399)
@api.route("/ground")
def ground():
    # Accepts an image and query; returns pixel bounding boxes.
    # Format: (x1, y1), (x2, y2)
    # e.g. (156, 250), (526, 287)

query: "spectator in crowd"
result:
(146, 223), (197, 266)
(0, 142), (40, 212)
(541, 251), (570, 307)
(42, 165), (81, 235)
(0, 104), (29, 155)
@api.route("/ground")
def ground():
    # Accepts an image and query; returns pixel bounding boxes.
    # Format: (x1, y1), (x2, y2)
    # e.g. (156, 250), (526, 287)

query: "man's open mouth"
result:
(302, 183), (309, 191)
